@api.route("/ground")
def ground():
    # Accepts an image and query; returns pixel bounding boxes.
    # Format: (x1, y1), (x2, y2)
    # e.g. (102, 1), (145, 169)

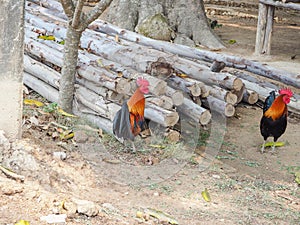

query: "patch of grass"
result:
(243, 161), (260, 168)
(215, 178), (238, 191)
(281, 165), (300, 174)
(197, 130), (210, 146)
(215, 155), (237, 160)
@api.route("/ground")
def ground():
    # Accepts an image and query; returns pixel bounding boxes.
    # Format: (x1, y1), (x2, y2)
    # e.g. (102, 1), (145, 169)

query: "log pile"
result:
(23, 0), (300, 135)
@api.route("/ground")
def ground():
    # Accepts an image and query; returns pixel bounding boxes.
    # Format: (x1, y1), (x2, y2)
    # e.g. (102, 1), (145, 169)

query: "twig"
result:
(0, 165), (25, 182)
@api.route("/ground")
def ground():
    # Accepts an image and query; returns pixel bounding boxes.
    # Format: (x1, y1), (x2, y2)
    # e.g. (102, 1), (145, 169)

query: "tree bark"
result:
(101, 0), (224, 49)
(58, 25), (82, 112)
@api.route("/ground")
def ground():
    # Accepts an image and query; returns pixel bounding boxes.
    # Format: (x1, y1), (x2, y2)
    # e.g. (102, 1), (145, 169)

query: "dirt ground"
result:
(1, 1), (300, 225)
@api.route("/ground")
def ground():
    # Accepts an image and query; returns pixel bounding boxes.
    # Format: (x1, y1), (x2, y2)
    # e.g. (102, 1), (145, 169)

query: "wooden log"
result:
(243, 90), (259, 105)
(145, 103), (179, 127)
(76, 78), (125, 103)
(165, 86), (184, 106)
(75, 85), (112, 119)
(73, 102), (113, 134)
(177, 98), (211, 125)
(168, 75), (201, 97)
(164, 129), (180, 142)
(27, 0), (65, 14)
(24, 54), (60, 89)
(25, 35), (135, 95)
(231, 83), (246, 105)
(23, 72), (59, 103)
(206, 85), (238, 105)
(204, 96), (236, 117)
(147, 96), (174, 110)
(90, 20), (300, 89)
(259, 0), (300, 11)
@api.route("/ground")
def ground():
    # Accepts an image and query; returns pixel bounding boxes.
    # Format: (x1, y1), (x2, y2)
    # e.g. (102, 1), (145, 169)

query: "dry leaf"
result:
(57, 108), (77, 118)
(24, 99), (44, 107)
(15, 220), (30, 225)
(38, 35), (56, 41)
(201, 188), (211, 202)
(176, 73), (188, 78)
(60, 130), (74, 140)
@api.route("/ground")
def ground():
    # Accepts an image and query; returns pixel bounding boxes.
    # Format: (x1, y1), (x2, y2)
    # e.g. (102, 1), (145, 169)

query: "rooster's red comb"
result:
(279, 88), (293, 97)
(136, 77), (149, 87)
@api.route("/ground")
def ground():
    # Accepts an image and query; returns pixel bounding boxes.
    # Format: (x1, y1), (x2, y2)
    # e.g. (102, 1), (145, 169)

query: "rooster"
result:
(113, 77), (149, 151)
(260, 88), (293, 153)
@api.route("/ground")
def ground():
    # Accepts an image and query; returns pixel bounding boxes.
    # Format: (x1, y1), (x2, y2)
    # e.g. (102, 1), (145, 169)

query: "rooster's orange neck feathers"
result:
(264, 95), (287, 120)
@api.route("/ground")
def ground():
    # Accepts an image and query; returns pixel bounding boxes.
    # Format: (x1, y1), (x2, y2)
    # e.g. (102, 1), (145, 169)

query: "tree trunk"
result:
(58, 25), (82, 112)
(101, 0), (225, 50)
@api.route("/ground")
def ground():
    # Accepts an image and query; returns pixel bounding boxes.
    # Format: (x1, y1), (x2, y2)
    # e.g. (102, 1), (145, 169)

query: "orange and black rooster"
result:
(260, 88), (293, 153)
(113, 77), (149, 151)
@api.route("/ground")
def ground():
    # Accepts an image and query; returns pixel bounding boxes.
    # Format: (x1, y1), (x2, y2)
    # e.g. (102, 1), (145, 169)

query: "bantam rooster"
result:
(260, 88), (293, 153)
(113, 77), (149, 151)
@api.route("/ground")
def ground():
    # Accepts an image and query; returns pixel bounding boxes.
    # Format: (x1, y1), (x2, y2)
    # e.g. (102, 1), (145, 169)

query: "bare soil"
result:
(1, 1), (300, 225)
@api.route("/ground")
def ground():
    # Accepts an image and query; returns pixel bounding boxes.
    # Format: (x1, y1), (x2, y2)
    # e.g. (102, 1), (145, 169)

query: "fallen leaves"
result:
(23, 98), (79, 145)
(24, 99), (44, 107)
(201, 188), (211, 202)
(15, 220), (30, 225)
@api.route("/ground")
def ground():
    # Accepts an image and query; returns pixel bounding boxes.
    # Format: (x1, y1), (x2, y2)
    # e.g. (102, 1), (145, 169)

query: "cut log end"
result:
(225, 92), (238, 105)
(150, 79), (167, 96)
(231, 84), (246, 105)
(233, 78), (244, 92)
(187, 84), (201, 97)
(243, 90), (259, 104)
(224, 104), (236, 117)
(165, 112), (180, 127)
(165, 129), (180, 142)
(116, 79), (132, 94)
(165, 87), (184, 106)
(199, 110), (212, 125)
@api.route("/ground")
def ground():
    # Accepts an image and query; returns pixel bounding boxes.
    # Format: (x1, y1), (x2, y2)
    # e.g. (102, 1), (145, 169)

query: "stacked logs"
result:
(23, 0), (300, 135)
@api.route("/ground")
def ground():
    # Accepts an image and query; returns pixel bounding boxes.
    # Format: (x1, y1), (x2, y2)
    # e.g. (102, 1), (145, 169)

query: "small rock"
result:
(153, 192), (159, 197)
(53, 151), (67, 160)
(74, 199), (99, 217)
(212, 174), (221, 179)
(74, 130), (89, 143)
(2, 149), (39, 172)
(136, 13), (175, 41)
(63, 201), (77, 217)
(101, 202), (119, 214)
(40, 214), (67, 224)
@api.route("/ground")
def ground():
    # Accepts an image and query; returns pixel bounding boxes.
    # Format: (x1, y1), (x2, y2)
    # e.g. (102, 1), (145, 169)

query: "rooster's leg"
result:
(271, 137), (279, 154)
(131, 141), (136, 153)
(261, 140), (266, 153)
(271, 141), (276, 154)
